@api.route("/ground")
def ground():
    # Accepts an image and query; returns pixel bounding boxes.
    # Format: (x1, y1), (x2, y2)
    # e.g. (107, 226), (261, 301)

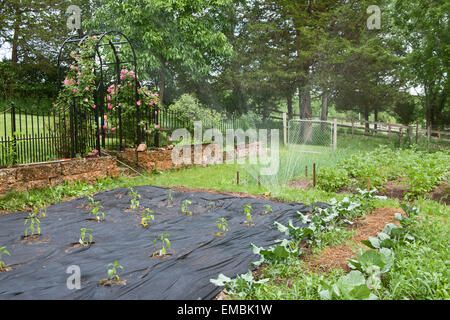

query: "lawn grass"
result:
(0, 112), (54, 138)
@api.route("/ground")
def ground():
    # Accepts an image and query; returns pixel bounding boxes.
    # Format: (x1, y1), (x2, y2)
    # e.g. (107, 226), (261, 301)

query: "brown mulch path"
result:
(304, 207), (403, 273)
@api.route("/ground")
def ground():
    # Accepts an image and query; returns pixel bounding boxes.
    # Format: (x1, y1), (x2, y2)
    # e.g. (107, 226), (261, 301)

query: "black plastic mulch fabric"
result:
(0, 186), (328, 300)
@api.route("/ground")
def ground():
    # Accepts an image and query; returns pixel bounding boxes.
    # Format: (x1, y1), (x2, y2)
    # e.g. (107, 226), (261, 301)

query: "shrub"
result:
(317, 167), (349, 192)
(167, 94), (222, 135)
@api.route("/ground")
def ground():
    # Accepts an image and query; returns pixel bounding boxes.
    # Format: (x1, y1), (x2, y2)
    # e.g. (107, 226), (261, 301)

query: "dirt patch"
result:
(377, 180), (408, 199)
(429, 182), (450, 204)
(304, 207), (403, 273)
(288, 178), (313, 190)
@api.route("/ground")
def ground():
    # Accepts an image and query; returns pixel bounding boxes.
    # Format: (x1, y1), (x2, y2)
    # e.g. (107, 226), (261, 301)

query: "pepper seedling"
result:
(181, 199), (193, 216)
(0, 246), (10, 270)
(153, 233), (171, 257)
(141, 208), (155, 227)
(79, 228), (93, 247)
(215, 218), (229, 236)
(128, 187), (142, 209)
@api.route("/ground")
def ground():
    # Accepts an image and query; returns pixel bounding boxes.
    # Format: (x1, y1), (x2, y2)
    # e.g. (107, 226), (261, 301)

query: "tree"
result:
(392, 0), (449, 129)
(85, 0), (233, 108)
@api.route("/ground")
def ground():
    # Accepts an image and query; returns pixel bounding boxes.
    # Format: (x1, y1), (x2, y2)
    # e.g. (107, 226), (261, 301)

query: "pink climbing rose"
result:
(73, 88), (77, 93)
(137, 100), (141, 106)
(85, 87), (90, 91)
(92, 104), (96, 109)
(107, 103), (113, 109)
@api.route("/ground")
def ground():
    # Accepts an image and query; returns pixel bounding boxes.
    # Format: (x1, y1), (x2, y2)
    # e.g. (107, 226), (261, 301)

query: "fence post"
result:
(10, 102), (17, 165)
(283, 112), (287, 145)
(415, 122), (419, 144)
(333, 118), (337, 151)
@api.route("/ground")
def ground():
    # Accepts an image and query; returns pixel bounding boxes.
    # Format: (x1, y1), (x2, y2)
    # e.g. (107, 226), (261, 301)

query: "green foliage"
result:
(106, 260), (123, 281)
(243, 204), (253, 224)
(87, 196), (105, 222)
(128, 188), (142, 210)
(0, 246), (10, 270)
(181, 199), (193, 216)
(141, 208), (155, 228)
(210, 271), (269, 298)
(264, 204), (272, 214)
(251, 239), (300, 267)
(318, 270), (378, 300)
(168, 94), (222, 135)
(79, 228), (93, 247)
(216, 218), (228, 236)
(24, 210), (41, 237)
(153, 233), (171, 257)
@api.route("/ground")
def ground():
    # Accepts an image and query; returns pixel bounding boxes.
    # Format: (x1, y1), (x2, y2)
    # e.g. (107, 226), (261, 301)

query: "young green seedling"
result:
(243, 204), (253, 224)
(153, 233), (171, 257)
(79, 228), (93, 247)
(141, 208), (155, 227)
(34, 206), (46, 218)
(88, 199), (104, 222)
(24, 211), (41, 237)
(181, 199), (193, 216)
(167, 189), (173, 201)
(0, 246), (10, 270)
(106, 260), (123, 281)
(128, 187), (142, 209)
(215, 218), (229, 236)
(264, 204), (272, 214)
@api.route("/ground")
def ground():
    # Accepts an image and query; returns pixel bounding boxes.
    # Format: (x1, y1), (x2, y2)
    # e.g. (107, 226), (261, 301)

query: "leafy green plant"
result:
(316, 167), (350, 192)
(318, 270), (378, 300)
(79, 228), (93, 247)
(0, 246), (10, 270)
(210, 271), (269, 298)
(128, 187), (142, 209)
(167, 189), (173, 201)
(106, 260), (123, 281)
(24, 211), (41, 237)
(215, 218), (228, 236)
(251, 239), (300, 267)
(181, 199), (193, 216)
(153, 233), (171, 257)
(264, 204), (272, 214)
(141, 208), (155, 227)
(243, 204), (253, 224)
(88, 196), (104, 222)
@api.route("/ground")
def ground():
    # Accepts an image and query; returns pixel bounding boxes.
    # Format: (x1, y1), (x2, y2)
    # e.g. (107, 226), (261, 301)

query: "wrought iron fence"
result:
(0, 102), (283, 168)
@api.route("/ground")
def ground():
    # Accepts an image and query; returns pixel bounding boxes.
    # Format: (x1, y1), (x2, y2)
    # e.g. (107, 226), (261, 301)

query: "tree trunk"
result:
(364, 107), (370, 133)
(287, 93), (293, 120)
(320, 91), (329, 121)
(374, 107), (378, 133)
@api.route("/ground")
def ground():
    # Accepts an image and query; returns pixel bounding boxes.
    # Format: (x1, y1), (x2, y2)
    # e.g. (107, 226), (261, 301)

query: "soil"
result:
(288, 178), (313, 190)
(429, 182), (450, 204)
(304, 207), (404, 273)
(98, 279), (127, 286)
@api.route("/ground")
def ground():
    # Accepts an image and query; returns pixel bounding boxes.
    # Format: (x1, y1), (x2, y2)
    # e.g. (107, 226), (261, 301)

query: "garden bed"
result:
(0, 185), (327, 300)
